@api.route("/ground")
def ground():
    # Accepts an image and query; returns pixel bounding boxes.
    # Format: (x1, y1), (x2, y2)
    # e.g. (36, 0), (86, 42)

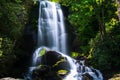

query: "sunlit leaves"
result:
(60, 0), (75, 6)
(105, 18), (118, 31)
(95, 0), (104, 5)
(68, 0), (94, 28)
(60, 0), (98, 54)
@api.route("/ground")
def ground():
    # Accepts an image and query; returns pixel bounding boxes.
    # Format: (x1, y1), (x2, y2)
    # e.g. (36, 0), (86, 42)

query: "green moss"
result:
(51, 0), (60, 3)
(71, 52), (79, 58)
(57, 69), (68, 75)
(53, 59), (65, 67)
(38, 48), (46, 57)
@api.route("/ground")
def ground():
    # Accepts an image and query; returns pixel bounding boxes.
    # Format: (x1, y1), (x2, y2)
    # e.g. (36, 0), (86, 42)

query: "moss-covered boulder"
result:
(31, 47), (71, 80)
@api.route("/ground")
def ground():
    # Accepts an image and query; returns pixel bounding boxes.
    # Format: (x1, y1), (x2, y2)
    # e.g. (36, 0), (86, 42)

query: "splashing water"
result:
(27, 0), (103, 80)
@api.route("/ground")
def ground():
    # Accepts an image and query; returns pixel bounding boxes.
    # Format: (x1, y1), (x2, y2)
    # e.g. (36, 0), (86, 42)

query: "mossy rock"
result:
(36, 48), (71, 71)
(32, 47), (72, 80)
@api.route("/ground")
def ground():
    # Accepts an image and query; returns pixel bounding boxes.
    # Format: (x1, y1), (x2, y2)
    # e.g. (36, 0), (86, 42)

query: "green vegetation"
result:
(51, 0), (59, 3)
(0, 0), (120, 79)
(60, 0), (120, 78)
(0, 0), (36, 77)
(89, 23), (120, 69)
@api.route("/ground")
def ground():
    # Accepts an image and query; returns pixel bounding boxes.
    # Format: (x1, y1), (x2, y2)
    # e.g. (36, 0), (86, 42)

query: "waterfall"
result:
(26, 0), (103, 80)
(37, 0), (67, 54)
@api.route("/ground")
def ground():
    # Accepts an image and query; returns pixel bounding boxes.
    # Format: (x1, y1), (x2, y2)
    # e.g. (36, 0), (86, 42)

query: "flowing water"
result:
(27, 0), (103, 80)
(37, 0), (67, 54)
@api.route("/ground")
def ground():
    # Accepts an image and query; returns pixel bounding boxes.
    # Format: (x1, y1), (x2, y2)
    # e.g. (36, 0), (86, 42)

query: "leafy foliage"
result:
(0, 37), (16, 77)
(86, 0), (120, 71)
(60, 0), (99, 54)
(89, 23), (120, 70)
(61, 0), (120, 72)
(0, 0), (35, 77)
(0, 2), (27, 39)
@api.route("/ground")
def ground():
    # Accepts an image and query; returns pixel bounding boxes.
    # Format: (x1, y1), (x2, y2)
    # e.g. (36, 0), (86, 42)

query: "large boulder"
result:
(82, 73), (93, 80)
(31, 48), (71, 80)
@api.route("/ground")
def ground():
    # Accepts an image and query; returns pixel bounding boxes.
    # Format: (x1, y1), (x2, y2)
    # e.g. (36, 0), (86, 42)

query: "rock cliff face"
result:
(109, 74), (120, 80)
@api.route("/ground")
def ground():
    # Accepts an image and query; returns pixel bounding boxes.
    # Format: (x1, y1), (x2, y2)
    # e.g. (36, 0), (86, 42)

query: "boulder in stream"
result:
(31, 48), (71, 80)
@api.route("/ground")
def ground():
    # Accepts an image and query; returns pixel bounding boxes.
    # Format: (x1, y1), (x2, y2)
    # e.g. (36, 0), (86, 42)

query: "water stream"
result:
(37, 0), (67, 54)
(27, 0), (103, 80)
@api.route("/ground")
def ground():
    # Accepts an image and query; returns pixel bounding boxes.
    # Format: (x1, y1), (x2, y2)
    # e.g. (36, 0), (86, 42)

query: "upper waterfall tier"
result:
(37, 0), (67, 54)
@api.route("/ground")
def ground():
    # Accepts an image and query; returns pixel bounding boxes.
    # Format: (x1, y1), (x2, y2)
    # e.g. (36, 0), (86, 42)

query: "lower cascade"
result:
(26, 0), (103, 80)
(27, 47), (103, 80)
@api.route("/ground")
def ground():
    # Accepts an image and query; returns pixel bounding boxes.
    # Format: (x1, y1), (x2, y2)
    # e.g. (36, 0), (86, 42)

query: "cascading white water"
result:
(37, 0), (67, 54)
(28, 0), (103, 80)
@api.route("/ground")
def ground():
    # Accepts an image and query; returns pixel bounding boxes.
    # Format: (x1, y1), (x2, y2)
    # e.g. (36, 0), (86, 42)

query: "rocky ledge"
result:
(0, 77), (23, 80)
(109, 74), (120, 80)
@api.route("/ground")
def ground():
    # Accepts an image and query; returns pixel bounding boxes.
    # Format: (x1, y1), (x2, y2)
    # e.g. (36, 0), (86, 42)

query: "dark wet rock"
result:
(32, 65), (63, 80)
(76, 55), (86, 60)
(82, 73), (94, 80)
(31, 49), (71, 80)
(36, 50), (71, 71)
